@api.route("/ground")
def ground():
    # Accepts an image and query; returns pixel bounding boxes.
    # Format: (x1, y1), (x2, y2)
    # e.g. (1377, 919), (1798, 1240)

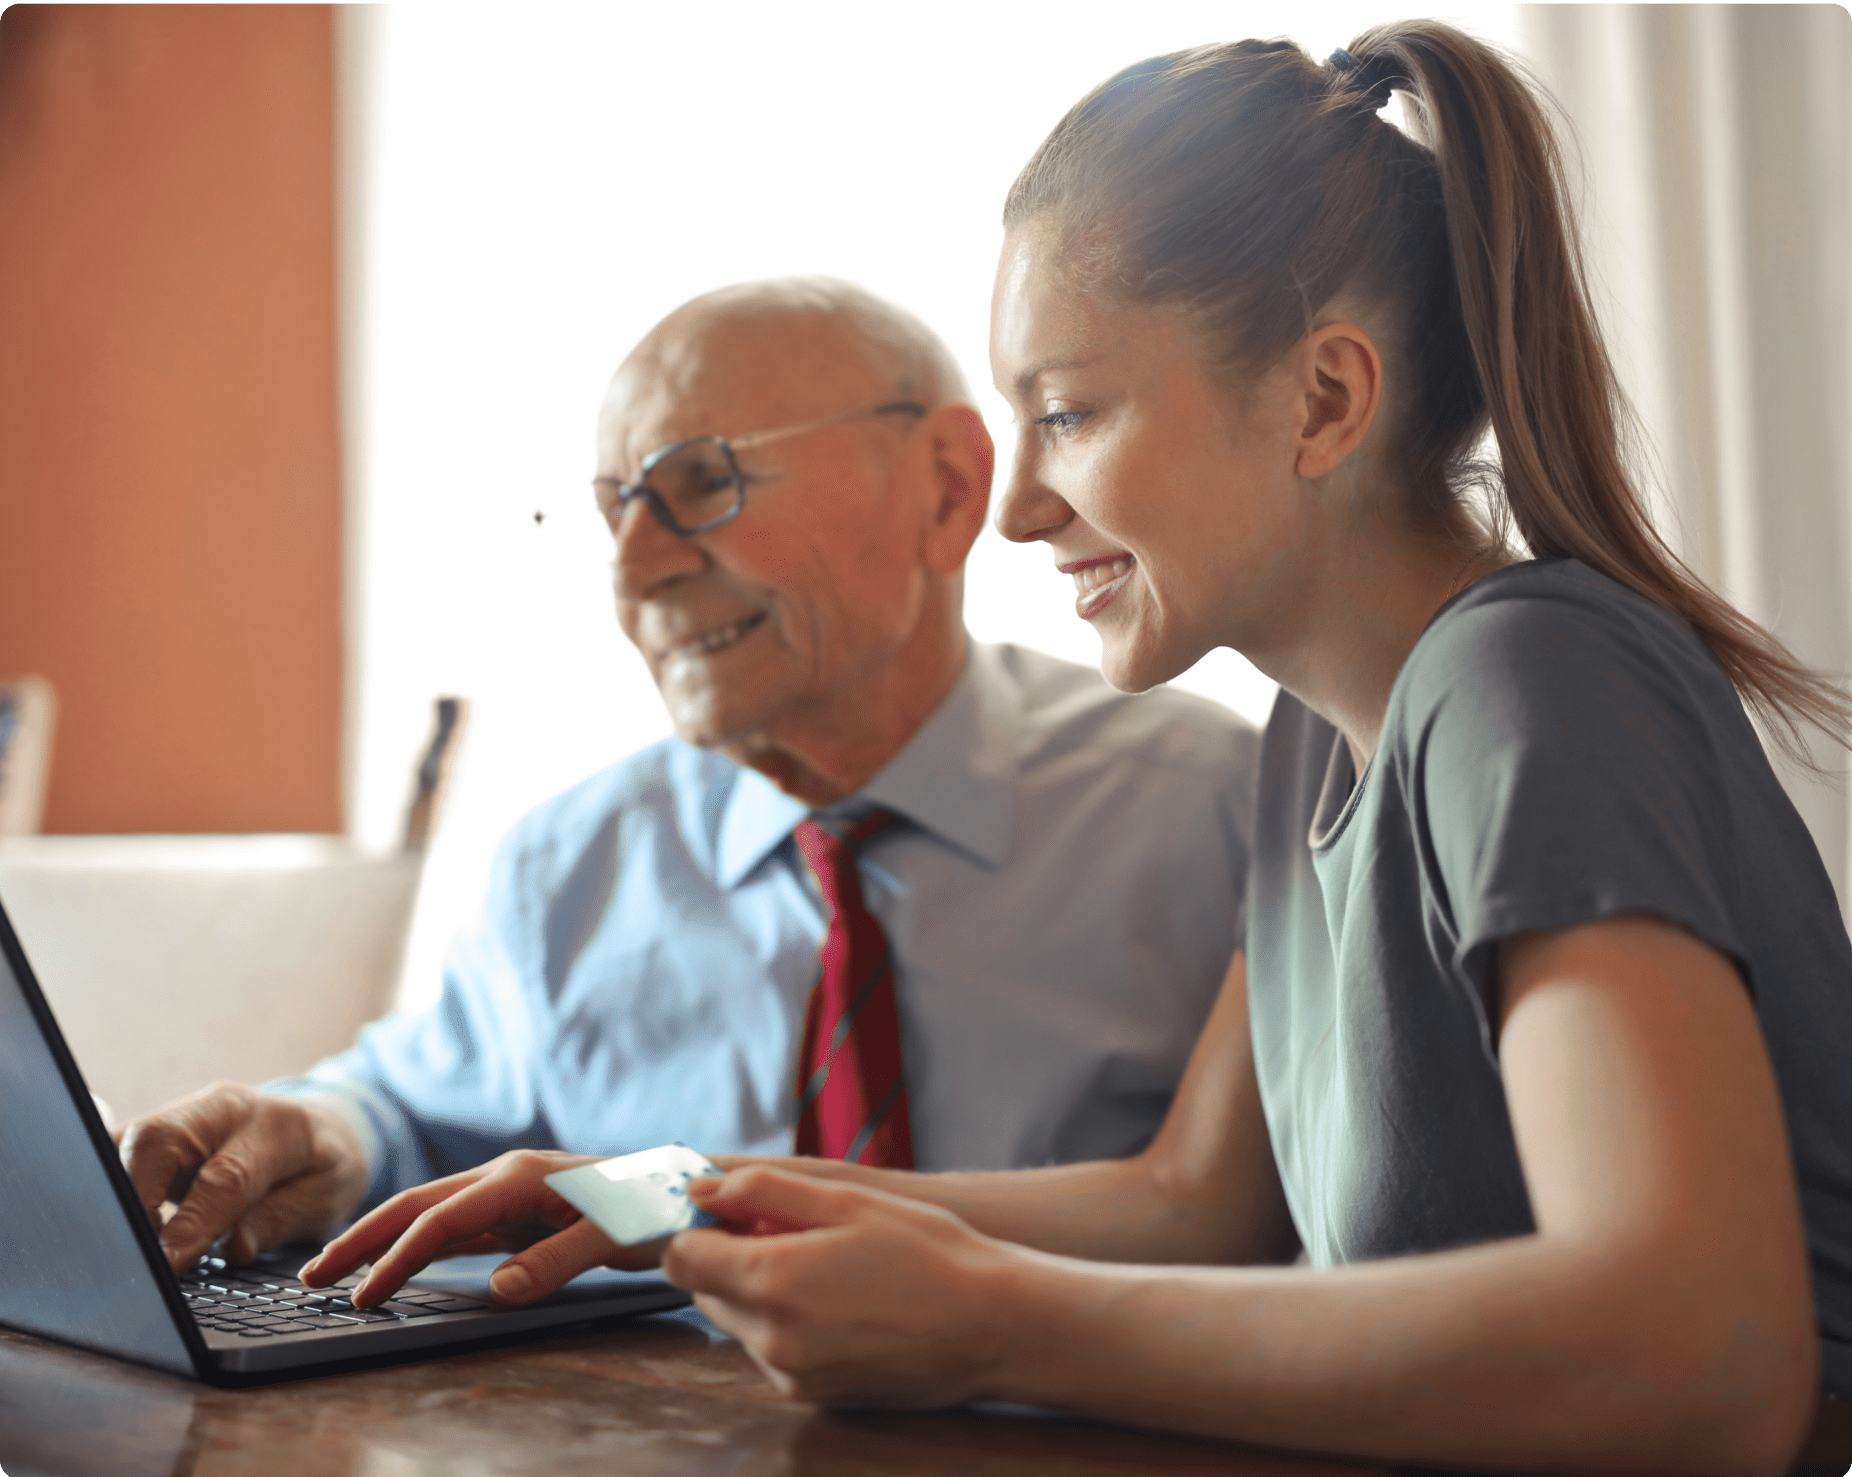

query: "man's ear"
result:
(920, 404), (994, 574)
(1294, 322), (1382, 480)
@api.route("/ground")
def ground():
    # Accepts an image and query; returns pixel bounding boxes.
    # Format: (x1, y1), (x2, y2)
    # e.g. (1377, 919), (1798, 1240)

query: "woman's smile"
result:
(1061, 554), (1137, 618)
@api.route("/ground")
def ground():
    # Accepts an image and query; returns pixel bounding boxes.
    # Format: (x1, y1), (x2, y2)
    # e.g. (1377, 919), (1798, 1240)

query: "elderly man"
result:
(120, 279), (1259, 1276)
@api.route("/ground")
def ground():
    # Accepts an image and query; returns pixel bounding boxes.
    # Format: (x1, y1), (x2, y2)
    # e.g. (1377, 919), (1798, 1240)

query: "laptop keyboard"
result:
(179, 1255), (486, 1339)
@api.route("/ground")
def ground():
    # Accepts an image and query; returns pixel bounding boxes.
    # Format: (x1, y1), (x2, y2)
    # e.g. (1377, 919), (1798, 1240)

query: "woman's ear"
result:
(921, 404), (994, 574)
(1294, 322), (1383, 480)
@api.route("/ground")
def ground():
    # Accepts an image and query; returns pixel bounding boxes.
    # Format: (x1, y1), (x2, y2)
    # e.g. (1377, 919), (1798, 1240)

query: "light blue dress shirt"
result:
(274, 643), (1259, 1204)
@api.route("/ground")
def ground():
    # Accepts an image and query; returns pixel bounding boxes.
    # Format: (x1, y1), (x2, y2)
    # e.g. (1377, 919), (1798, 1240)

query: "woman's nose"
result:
(993, 442), (1074, 545)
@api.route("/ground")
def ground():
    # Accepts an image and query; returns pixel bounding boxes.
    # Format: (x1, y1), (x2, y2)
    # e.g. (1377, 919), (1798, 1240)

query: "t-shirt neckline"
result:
(1305, 557), (1556, 856)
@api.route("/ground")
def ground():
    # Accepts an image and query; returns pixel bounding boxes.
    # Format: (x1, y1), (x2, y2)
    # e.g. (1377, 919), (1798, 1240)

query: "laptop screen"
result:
(0, 897), (196, 1376)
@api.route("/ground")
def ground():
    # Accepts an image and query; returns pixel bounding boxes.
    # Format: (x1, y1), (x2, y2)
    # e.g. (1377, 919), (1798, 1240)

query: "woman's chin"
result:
(1096, 621), (1214, 695)
(1097, 640), (1185, 696)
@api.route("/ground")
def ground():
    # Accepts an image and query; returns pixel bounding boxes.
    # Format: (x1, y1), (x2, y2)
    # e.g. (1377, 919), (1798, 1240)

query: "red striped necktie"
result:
(792, 808), (915, 1169)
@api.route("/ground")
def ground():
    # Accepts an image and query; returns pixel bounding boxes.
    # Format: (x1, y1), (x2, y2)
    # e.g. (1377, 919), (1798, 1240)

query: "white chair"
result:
(0, 697), (467, 1126)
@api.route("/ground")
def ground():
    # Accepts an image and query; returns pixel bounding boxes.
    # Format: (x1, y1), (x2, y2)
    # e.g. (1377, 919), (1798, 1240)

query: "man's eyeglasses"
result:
(593, 400), (928, 537)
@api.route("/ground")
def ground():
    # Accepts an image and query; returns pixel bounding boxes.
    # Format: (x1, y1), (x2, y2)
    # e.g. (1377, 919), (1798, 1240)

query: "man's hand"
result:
(299, 1149), (667, 1308)
(116, 1082), (371, 1273)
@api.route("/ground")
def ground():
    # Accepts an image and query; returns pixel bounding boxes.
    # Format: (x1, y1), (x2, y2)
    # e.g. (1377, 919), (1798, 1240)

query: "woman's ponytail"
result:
(1349, 22), (1850, 764)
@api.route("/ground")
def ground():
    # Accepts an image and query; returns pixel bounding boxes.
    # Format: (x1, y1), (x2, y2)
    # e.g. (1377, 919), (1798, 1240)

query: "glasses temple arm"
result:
(728, 401), (928, 453)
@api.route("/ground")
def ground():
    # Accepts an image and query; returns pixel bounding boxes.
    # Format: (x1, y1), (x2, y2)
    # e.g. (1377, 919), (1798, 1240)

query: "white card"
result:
(543, 1144), (722, 1246)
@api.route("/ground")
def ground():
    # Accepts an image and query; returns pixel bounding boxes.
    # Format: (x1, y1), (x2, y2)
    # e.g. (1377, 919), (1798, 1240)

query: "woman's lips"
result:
(1064, 555), (1135, 620)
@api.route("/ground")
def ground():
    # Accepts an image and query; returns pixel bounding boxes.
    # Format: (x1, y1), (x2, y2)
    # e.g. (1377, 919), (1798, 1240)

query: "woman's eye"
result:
(1033, 410), (1084, 434)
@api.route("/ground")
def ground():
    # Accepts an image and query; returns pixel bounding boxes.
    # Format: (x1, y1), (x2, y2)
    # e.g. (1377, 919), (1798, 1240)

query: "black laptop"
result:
(0, 892), (690, 1382)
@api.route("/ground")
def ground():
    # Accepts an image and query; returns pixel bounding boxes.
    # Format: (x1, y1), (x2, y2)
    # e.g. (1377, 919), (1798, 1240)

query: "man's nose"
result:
(611, 497), (706, 599)
(993, 442), (1073, 545)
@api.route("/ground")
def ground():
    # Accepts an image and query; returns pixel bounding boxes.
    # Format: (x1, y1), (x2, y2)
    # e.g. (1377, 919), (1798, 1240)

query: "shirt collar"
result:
(713, 643), (1019, 889)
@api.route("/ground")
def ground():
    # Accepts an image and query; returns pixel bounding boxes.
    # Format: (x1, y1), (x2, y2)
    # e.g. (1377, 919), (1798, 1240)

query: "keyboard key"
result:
(236, 1328), (276, 1338)
(378, 1300), (444, 1319)
(322, 1298), (399, 1319)
(395, 1294), (484, 1311)
(407, 1295), (488, 1317)
(294, 1314), (364, 1329)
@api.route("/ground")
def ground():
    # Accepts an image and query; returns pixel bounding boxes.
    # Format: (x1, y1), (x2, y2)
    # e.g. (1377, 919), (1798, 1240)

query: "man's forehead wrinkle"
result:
(599, 360), (689, 473)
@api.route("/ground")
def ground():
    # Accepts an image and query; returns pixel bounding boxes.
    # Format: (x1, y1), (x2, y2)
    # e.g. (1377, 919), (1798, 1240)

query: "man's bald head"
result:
(620, 276), (966, 410)
(596, 280), (994, 806)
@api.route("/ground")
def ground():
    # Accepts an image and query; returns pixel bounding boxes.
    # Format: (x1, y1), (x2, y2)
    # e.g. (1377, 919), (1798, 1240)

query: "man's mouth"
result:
(1064, 556), (1136, 619)
(666, 610), (767, 660)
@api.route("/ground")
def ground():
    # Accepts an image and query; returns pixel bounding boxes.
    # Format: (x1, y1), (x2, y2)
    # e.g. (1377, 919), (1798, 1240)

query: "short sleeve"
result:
(1395, 585), (1749, 1018)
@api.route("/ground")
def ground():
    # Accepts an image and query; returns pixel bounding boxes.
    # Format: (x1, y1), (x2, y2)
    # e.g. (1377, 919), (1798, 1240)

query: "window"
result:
(346, 4), (1520, 998)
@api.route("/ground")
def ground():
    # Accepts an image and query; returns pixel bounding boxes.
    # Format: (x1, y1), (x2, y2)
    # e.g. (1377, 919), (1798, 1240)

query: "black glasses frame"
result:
(592, 400), (928, 536)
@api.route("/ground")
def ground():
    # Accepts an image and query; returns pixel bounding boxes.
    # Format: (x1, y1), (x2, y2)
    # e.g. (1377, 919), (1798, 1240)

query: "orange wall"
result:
(0, 4), (342, 834)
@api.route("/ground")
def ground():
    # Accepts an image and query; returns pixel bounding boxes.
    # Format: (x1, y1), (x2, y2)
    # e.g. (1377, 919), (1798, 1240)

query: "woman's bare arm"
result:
(671, 915), (1818, 1477)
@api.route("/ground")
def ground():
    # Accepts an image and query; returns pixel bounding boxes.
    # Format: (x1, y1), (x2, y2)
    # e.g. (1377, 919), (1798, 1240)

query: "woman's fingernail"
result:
(490, 1264), (532, 1303)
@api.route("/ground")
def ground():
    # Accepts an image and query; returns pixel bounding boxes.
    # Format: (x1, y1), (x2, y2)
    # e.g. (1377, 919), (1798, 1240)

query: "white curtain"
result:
(1518, 4), (1852, 920)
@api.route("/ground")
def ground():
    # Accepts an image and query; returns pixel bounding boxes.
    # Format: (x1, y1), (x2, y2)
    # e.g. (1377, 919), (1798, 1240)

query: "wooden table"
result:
(3, 1310), (1848, 1476)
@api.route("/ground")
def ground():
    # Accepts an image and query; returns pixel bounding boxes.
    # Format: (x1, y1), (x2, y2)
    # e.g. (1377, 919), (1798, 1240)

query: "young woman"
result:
(307, 22), (1852, 1475)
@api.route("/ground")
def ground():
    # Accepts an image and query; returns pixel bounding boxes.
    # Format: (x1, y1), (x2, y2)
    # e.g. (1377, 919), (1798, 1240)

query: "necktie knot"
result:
(793, 808), (903, 912)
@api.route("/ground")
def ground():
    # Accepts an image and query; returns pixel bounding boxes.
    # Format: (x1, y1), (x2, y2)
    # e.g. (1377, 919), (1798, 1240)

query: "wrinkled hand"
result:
(116, 1082), (370, 1273)
(300, 1148), (665, 1308)
(665, 1166), (1019, 1409)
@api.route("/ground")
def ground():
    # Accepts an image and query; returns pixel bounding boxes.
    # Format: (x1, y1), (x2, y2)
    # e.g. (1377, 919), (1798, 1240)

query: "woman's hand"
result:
(665, 1164), (1024, 1409)
(299, 1148), (664, 1307)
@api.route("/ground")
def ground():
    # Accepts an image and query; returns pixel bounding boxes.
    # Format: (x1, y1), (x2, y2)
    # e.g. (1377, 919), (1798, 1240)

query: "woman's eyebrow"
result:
(1012, 359), (1086, 398)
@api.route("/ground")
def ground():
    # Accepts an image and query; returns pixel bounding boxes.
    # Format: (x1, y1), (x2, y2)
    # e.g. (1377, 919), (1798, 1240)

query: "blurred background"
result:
(0, 4), (1845, 1114)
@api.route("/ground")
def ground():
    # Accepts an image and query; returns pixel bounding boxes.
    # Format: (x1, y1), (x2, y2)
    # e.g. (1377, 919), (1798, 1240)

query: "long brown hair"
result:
(1005, 20), (1849, 765)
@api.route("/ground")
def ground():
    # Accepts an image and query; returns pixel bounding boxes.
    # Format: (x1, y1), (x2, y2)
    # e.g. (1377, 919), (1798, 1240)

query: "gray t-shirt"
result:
(1247, 558), (1852, 1394)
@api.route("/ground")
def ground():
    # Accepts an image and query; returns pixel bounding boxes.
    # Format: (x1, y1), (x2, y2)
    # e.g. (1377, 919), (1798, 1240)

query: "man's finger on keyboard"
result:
(160, 1108), (322, 1269)
(118, 1093), (234, 1224)
(159, 1142), (280, 1268)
